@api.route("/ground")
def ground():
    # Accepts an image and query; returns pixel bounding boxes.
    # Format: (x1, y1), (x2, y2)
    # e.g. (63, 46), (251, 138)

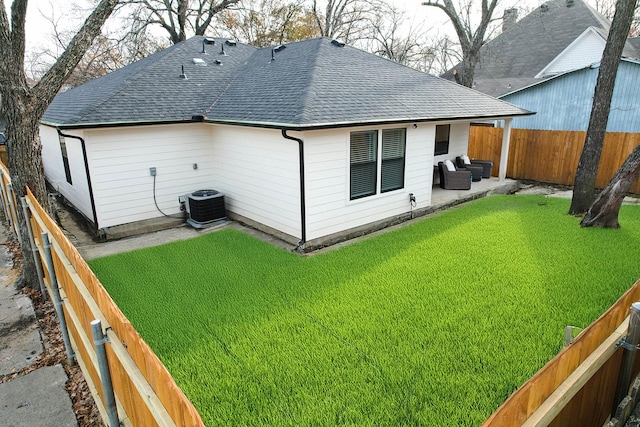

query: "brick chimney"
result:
(502, 8), (518, 32)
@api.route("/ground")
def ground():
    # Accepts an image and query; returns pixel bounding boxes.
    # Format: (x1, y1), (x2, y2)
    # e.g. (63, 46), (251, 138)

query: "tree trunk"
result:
(581, 144), (640, 228)
(569, 0), (637, 215)
(0, 0), (119, 288)
(460, 50), (478, 88)
(5, 95), (51, 287)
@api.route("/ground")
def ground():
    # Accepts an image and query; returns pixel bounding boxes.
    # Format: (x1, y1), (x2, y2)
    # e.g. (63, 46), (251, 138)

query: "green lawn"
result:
(89, 195), (640, 426)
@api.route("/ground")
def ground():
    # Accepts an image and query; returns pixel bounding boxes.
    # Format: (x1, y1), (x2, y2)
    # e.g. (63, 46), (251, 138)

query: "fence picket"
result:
(469, 127), (640, 194)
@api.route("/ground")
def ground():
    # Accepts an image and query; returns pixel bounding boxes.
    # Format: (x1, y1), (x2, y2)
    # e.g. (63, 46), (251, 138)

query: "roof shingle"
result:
(42, 37), (531, 129)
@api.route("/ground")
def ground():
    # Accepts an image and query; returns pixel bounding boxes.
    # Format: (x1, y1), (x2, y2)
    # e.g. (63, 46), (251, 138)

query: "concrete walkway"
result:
(0, 219), (77, 427)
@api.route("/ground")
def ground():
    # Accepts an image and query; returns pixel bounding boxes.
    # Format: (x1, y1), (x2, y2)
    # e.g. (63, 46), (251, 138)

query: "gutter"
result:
(281, 129), (306, 250)
(43, 112), (535, 132)
(56, 129), (98, 232)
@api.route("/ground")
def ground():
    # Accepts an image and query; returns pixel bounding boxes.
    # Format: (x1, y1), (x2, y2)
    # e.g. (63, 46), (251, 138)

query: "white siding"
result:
(448, 123), (469, 161)
(40, 125), (93, 221)
(537, 29), (605, 78)
(42, 119), (473, 241)
(210, 126), (301, 238)
(86, 124), (214, 229)
(303, 123), (439, 240)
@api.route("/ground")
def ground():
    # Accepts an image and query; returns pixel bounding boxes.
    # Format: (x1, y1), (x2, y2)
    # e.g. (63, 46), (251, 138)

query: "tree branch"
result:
(34, 0), (119, 110)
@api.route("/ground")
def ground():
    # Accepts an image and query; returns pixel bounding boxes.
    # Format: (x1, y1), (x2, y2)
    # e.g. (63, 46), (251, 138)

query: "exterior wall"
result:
(40, 125), (94, 221)
(42, 119), (474, 242)
(502, 61), (640, 132)
(303, 122), (471, 241)
(85, 124), (214, 229)
(210, 125), (301, 239)
(537, 29), (605, 77)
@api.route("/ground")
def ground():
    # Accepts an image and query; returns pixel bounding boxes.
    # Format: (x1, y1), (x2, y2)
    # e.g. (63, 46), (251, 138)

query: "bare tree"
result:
(428, 33), (462, 75)
(0, 0), (119, 285)
(594, 0), (640, 36)
(311, 0), (374, 43)
(421, 0), (499, 87)
(569, 0), (638, 215)
(581, 145), (640, 227)
(125, 0), (241, 45)
(216, 0), (317, 46)
(364, 5), (437, 71)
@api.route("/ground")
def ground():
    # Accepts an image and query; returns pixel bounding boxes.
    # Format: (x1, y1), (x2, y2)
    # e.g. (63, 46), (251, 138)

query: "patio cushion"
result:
(444, 159), (456, 171)
(461, 155), (471, 165)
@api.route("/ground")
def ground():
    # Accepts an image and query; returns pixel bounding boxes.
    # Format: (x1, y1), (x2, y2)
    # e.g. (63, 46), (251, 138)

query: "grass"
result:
(89, 195), (640, 426)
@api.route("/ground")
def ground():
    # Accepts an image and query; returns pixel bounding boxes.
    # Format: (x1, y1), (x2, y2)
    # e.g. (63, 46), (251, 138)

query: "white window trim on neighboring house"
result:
(349, 127), (406, 200)
(535, 26), (605, 79)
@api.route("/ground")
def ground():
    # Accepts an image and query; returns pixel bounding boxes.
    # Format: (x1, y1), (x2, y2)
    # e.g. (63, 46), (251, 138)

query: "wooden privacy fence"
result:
(0, 162), (204, 427)
(468, 127), (640, 194)
(483, 278), (640, 426)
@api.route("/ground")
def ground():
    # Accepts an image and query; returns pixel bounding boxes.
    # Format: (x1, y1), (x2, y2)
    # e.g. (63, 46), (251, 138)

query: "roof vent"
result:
(331, 39), (345, 47)
(271, 48), (276, 61)
(193, 58), (206, 66)
(566, 0), (574, 6)
(214, 59), (222, 65)
(225, 40), (237, 46)
(220, 43), (227, 56)
(274, 44), (286, 53)
(540, 4), (549, 12)
(202, 38), (215, 54)
(180, 65), (187, 79)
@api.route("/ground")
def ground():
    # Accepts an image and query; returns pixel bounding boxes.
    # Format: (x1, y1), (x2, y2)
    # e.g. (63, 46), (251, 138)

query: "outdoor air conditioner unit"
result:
(184, 189), (226, 228)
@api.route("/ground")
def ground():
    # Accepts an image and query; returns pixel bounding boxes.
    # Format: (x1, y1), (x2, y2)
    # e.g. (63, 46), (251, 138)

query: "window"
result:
(58, 134), (72, 185)
(350, 130), (377, 199)
(381, 129), (406, 192)
(350, 128), (406, 200)
(434, 124), (450, 156)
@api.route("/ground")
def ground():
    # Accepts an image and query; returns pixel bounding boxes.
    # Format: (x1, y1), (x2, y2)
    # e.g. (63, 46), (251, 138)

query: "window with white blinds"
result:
(350, 128), (406, 199)
(381, 128), (406, 192)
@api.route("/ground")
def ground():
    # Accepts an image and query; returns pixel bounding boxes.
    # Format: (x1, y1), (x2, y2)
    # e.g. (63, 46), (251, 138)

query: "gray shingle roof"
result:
(43, 37), (531, 129)
(443, 0), (640, 97)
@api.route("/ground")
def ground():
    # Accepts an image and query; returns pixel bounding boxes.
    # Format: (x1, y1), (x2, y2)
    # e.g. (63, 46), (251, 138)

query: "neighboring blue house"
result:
(499, 58), (640, 132)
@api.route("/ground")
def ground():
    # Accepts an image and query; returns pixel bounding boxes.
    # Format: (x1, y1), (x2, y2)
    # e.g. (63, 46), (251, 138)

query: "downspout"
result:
(56, 129), (98, 232)
(281, 129), (306, 250)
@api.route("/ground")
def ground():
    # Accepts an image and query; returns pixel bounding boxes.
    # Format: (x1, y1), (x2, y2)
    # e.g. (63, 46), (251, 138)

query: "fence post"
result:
(0, 170), (10, 227)
(20, 197), (47, 301)
(6, 183), (20, 244)
(91, 319), (120, 427)
(41, 232), (75, 365)
(612, 302), (640, 416)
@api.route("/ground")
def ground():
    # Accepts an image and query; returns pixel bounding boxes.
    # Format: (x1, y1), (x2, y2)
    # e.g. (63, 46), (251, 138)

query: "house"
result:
(443, 0), (640, 97)
(499, 58), (640, 132)
(39, 36), (530, 249)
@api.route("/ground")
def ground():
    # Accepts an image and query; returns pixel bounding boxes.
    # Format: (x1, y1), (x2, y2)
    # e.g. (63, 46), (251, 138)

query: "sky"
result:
(13, 0), (550, 53)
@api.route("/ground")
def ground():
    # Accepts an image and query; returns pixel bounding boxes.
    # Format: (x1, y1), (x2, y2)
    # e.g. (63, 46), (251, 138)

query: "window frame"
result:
(349, 130), (378, 200)
(349, 127), (406, 200)
(434, 124), (450, 156)
(381, 128), (406, 193)
(58, 134), (73, 185)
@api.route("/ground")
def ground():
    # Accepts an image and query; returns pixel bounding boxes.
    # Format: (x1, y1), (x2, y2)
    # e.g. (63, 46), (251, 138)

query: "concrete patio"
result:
(430, 177), (520, 207)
